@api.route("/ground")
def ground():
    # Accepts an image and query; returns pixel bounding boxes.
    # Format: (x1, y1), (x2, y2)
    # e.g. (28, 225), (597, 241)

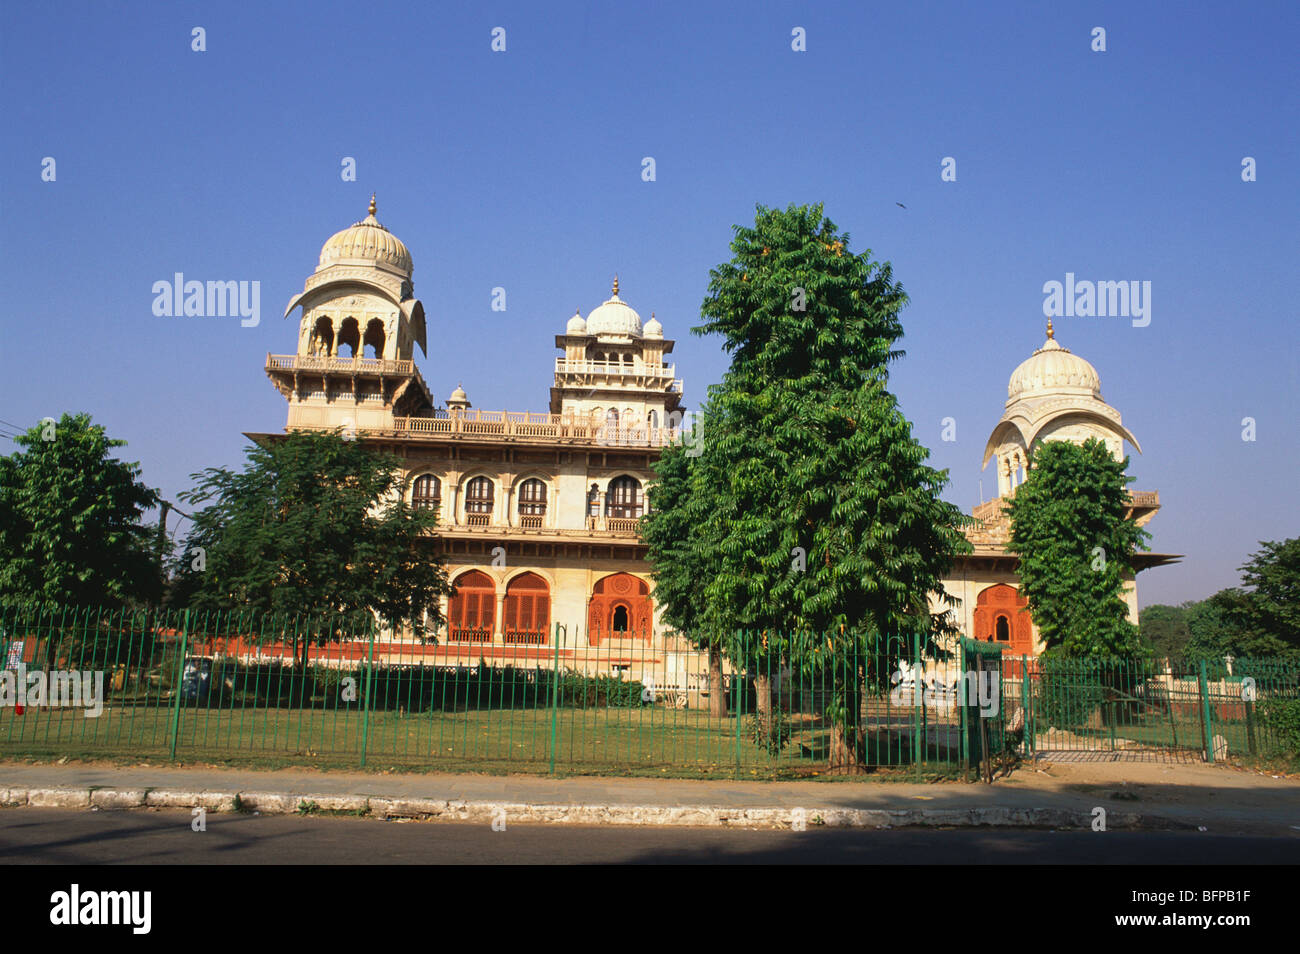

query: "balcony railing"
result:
(266, 354), (415, 375)
(387, 412), (684, 447)
(554, 358), (677, 378)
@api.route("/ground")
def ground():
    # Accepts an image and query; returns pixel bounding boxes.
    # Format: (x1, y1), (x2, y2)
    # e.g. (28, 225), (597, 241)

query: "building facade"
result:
(256, 199), (1174, 674)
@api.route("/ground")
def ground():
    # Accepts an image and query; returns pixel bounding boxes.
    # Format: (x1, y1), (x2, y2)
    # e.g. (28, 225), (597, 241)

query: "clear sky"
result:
(2, 1), (1296, 608)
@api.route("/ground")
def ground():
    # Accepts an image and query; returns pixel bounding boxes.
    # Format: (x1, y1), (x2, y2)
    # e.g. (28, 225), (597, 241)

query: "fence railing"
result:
(1, 603), (1295, 778)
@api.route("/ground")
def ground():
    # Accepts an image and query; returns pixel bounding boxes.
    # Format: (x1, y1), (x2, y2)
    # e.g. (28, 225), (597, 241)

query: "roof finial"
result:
(1046, 317), (1055, 340)
(612, 274), (620, 297)
(368, 193), (377, 217)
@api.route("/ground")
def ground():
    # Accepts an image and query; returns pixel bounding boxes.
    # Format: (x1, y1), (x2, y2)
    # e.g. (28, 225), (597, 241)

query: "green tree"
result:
(1007, 438), (1150, 656)
(172, 430), (449, 661)
(0, 413), (161, 608)
(644, 404), (731, 717)
(656, 202), (971, 768)
(1184, 538), (1300, 658)
(1139, 603), (1191, 657)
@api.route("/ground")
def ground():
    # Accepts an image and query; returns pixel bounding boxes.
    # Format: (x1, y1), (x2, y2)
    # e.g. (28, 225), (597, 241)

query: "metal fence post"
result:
(167, 609), (190, 760)
(1198, 659), (1215, 763)
(548, 622), (562, 775)
(911, 631), (922, 776)
(359, 617), (376, 767)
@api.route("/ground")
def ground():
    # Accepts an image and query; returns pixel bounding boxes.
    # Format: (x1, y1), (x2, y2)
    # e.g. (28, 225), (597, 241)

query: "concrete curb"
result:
(0, 785), (1190, 830)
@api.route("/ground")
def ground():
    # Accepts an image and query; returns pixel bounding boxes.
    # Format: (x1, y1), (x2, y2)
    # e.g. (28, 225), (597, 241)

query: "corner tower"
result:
(981, 320), (1142, 499)
(267, 195), (433, 430)
(550, 277), (684, 433)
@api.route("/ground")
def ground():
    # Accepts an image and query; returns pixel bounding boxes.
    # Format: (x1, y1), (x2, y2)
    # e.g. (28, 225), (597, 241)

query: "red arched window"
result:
(412, 475), (440, 511)
(503, 573), (550, 645)
(973, 584), (1034, 673)
(448, 571), (495, 642)
(587, 573), (652, 645)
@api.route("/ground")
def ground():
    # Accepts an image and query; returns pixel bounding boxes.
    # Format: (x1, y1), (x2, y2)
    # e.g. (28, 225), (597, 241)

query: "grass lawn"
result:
(0, 702), (968, 779)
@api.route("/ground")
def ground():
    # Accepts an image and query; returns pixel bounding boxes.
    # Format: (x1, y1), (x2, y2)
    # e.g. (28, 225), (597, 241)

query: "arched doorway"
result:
(587, 573), (652, 645)
(447, 570), (495, 642)
(973, 584), (1034, 660)
(503, 572), (550, 645)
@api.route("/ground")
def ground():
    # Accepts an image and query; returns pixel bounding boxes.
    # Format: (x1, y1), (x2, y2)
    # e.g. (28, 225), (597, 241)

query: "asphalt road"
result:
(2, 808), (1298, 864)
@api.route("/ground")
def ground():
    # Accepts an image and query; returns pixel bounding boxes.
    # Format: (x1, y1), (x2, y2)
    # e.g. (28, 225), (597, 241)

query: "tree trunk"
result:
(827, 677), (867, 774)
(708, 645), (728, 718)
(753, 673), (774, 737)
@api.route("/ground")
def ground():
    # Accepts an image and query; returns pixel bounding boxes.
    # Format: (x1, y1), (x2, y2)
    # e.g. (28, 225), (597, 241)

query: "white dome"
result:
(643, 313), (663, 338)
(1008, 322), (1101, 400)
(585, 277), (642, 337)
(565, 310), (587, 334)
(317, 195), (412, 275)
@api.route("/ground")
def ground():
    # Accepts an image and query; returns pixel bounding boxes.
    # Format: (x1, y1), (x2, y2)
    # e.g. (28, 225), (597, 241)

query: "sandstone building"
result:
(254, 198), (1175, 676)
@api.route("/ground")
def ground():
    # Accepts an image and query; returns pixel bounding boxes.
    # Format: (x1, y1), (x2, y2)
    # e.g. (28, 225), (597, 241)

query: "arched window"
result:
(337, 317), (360, 358)
(311, 316), (334, 357)
(363, 318), (385, 360)
(504, 573), (550, 644)
(587, 573), (653, 644)
(447, 571), (495, 642)
(412, 475), (440, 510)
(606, 476), (643, 519)
(518, 478), (547, 521)
(605, 408), (620, 429)
(465, 476), (494, 524)
(996, 616), (1010, 641)
(647, 410), (659, 429)
(587, 483), (601, 518)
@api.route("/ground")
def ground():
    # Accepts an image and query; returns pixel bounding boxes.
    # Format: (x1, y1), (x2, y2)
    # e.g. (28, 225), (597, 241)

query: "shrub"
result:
(554, 670), (645, 708)
(749, 706), (791, 756)
(1258, 697), (1300, 756)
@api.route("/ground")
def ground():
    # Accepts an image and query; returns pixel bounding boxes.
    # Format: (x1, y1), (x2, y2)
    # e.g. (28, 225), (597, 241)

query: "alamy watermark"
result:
(889, 661), (999, 716)
(1042, 272), (1150, 327)
(152, 273), (261, 327)
(1, 665), (104, 717)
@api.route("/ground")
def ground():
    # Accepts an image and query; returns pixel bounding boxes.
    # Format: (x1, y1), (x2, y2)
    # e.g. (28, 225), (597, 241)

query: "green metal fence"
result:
(0, 603), (1295, 777)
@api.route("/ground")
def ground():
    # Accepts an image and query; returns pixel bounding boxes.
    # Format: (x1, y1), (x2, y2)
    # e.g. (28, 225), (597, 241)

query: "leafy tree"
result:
(171, 430), (449, 662)
(1233, 537), (1300, 655)
(0, 413), (161, 608)
(643, 408), (731, 717)
(1184, 538), (1300, 658)
(649, 202), (971, 768)
(1138, 603), (1191, 657)
(1007, 438), (1150, 656)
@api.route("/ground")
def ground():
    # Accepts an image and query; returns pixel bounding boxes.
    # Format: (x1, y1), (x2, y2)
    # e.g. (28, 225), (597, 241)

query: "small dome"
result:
(1008, 321), (1101, 400)
(585, 276), (642, 337)
(317, 195), (413, 275)
(643, 312), (663, 338)
(566, 310), (587, 334)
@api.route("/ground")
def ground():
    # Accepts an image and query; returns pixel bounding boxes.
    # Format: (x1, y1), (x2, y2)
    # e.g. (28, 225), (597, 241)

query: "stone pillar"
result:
(494, 591), (506, 646)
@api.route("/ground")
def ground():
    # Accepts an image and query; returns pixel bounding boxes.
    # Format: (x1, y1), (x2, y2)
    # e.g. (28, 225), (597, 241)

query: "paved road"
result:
(2, 809), (1297, 864)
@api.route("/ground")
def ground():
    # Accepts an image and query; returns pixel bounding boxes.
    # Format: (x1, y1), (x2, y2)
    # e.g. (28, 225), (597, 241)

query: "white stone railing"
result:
(266, 354), (414, 375)
(392, 412), (682, 447)
(554, 358), (677, 378)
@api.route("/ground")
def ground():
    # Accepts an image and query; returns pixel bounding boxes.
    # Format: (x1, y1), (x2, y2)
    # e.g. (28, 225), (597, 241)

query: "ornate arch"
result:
(973, 584), (1034, 657)
(587, 573), (652, 645)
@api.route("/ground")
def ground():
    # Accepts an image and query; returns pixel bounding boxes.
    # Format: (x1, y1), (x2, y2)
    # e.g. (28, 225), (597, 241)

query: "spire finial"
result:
(612, 274), (620, 297)
(368, 193), (377, 217)
(1046, 317), (1055, 340)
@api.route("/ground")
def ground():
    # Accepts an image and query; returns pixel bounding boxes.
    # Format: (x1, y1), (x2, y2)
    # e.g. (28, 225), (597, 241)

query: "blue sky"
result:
(2, 1), (1296, 608)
